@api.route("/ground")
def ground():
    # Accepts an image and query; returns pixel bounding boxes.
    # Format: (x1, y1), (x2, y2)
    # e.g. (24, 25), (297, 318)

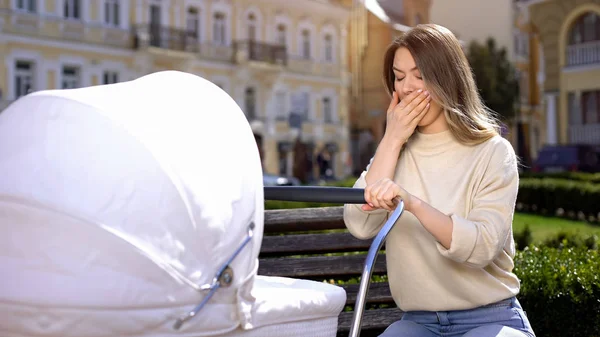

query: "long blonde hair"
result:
(382, 24), (501, 145)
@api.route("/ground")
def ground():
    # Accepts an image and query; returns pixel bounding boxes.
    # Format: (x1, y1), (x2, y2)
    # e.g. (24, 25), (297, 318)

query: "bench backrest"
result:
(259, 206), (403, 337)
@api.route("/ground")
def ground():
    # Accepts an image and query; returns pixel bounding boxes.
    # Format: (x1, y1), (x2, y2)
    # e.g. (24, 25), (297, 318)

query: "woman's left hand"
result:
(362, 178), (413, 212)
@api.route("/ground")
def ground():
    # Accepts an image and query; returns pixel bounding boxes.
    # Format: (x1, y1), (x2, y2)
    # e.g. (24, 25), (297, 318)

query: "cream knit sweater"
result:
(343, 129), (521, 312)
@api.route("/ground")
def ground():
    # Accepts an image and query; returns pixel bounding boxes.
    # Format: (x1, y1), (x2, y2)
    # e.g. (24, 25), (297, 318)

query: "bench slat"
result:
(258, 254), (387, 278)
(264, 207), (346, 233)
(261, 232), (373, 255)
(338, 308), (403, 330)
(342, 282), (393, 305)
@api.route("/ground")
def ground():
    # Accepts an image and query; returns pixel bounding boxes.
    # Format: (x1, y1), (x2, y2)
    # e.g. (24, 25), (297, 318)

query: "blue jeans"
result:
(379, 297), (535, 337)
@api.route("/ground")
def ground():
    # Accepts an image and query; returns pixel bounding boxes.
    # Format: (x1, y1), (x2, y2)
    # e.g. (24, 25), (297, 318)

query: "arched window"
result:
(323, 33), (333, 62)
(566, 12), (600, 66)
(276, 23), (286, 46)
(568, 12), (600, 45)
(245, 87), (256, 119)
(301, 29), (311, 59)
(247, 12), (257, 41)
(213, 12), (226, 45)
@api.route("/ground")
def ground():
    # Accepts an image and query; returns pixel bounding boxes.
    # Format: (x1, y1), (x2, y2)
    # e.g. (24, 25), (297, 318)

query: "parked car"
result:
(263, 173), (301, 186)
(532, 144), (600, 173)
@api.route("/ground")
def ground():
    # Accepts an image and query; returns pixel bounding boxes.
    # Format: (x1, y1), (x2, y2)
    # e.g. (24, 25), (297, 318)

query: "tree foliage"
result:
(467, 37), (520, 121)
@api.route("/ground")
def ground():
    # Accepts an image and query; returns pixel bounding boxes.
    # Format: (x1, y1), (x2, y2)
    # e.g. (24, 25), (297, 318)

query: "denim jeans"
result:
(379, 297), (535, 337)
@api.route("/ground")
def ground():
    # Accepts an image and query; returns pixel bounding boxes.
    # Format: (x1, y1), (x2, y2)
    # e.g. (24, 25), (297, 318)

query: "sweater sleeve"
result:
(342, 159), (389, 240)
(436, 139), (519, 268)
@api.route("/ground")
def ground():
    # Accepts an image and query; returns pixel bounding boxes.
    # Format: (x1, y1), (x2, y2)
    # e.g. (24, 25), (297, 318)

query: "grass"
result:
(513, 212), (600, 244)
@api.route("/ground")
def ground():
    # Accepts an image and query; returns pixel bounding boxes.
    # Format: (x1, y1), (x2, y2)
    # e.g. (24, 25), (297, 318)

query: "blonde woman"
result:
(343, 24), (536, 337)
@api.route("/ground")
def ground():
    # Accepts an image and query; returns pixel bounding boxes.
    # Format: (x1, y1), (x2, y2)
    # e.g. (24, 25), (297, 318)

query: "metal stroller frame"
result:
(174, 186), (403, 337)
(263, 186), (404, 337)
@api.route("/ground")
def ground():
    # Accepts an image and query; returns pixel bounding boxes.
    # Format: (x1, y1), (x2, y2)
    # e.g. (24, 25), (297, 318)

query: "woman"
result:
(343, 24), (536, 337)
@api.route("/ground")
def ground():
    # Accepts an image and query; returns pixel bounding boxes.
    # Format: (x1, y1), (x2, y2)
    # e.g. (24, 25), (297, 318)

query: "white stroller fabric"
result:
(0, 71), (346, 337)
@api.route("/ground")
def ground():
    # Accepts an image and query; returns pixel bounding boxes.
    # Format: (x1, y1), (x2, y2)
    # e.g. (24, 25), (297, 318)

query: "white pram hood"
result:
(0, 71), (265, 336)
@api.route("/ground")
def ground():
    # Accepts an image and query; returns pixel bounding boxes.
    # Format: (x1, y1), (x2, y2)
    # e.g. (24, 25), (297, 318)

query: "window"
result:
(276, 24), (286, 46)
(582, 90), (600, 124)
(301, 29), (311, 59)
(322, 97), (333, 123)
(187, 7), (200, 39)
(64, 0), (81, 19)
(291, 91), (310, 121)
(568, 12), (600, 45)
(15, 61), (34, 98)
(245, 87), (256, 119)
(102, 71), (119, 84)
(278, 148), (288, 175)
(323, 34), (333, 62)
(16, 0), (36, 12)
(275, 91), (286, 120)
(247, 13), (256, 41)
(104, 0), (119, 26)
(514, 31), (529, 58)
(568, 92), (581, 125)
(62, 66), (80, 89)
(213, 12), (226, 45)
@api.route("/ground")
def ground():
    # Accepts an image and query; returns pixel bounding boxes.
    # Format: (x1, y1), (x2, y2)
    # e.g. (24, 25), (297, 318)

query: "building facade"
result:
(523, 0), (600, 148)
(341, 0), (430, 175)
(0, 0), (352, 181)
(512, 0), (545, 164)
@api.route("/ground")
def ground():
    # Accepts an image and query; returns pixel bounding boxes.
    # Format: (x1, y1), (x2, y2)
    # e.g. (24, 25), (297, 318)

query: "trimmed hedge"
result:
(518, 178), (600, 221)
(515, 246), (600, 337)
(520, 171), (600, 184)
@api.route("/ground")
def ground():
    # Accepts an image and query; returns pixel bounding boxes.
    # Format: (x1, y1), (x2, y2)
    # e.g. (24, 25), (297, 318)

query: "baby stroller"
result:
(0, 71), (404, 337)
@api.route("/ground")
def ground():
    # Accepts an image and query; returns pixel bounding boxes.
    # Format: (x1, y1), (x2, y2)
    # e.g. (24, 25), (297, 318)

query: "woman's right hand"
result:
(383, 89), (431, 146)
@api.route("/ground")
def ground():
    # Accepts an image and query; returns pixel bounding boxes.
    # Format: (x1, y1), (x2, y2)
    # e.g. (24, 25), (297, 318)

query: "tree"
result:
(467, 37), (520, 121)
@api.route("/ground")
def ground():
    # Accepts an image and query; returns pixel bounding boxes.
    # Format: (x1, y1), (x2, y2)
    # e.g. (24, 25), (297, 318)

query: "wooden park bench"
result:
(258, 205), (403, 337)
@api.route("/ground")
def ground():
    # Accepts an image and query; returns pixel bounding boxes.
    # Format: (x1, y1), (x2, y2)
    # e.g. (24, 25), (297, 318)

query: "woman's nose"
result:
(401, 78), (419, 95)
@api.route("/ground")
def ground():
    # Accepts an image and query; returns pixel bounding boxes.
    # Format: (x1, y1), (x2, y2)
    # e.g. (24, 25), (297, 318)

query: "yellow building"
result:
(522, 0), (600, 148)
(512, 1), (545, 164)
(341, 0), (430, 175)
(0, 0), (352, 181)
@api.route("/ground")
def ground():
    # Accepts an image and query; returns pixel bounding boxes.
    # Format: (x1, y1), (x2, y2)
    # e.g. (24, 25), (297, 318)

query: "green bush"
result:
(515, 246), (600, 337)
(520, 171), (600, 184)
(514, 224), (533, 250)
(518, 178), (600, 220)
(540, 231), (599, 250)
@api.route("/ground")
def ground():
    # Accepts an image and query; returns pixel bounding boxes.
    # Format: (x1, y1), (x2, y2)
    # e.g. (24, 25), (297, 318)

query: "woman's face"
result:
(392, 47), (446, 132)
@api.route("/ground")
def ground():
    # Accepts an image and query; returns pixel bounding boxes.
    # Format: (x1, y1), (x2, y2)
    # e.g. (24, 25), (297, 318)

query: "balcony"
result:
(566, 41), (600, 67)
(288, 56), (341, 78)
(569, 123), (600, 145)
(234, 40), (287, 66)
(133, 24), (198, 52)
(131, 25), (343, 77)
(133, 24), (234, 62)
(0, 9), (132, 49)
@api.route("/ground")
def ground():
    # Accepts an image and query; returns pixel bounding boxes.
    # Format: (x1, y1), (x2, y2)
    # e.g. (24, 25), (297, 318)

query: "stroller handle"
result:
(263, 186), (404, 337)
(264, 186), (366, 204)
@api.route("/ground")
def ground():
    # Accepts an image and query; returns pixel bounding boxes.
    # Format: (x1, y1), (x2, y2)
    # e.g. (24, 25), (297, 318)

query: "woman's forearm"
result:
(409, 196), (453, 249)
(364, 136), (404, 185)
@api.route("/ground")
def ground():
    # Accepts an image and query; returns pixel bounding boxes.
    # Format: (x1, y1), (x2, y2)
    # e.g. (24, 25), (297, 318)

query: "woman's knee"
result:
(378, 320), (438, 337)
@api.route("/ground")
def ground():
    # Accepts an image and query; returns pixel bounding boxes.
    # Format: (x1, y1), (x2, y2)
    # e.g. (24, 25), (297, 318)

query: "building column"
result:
(544, 92), (558, 145)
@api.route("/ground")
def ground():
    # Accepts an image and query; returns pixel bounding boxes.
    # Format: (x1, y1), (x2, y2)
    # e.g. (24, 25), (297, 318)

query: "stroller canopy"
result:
(0, 71), (264, 336)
